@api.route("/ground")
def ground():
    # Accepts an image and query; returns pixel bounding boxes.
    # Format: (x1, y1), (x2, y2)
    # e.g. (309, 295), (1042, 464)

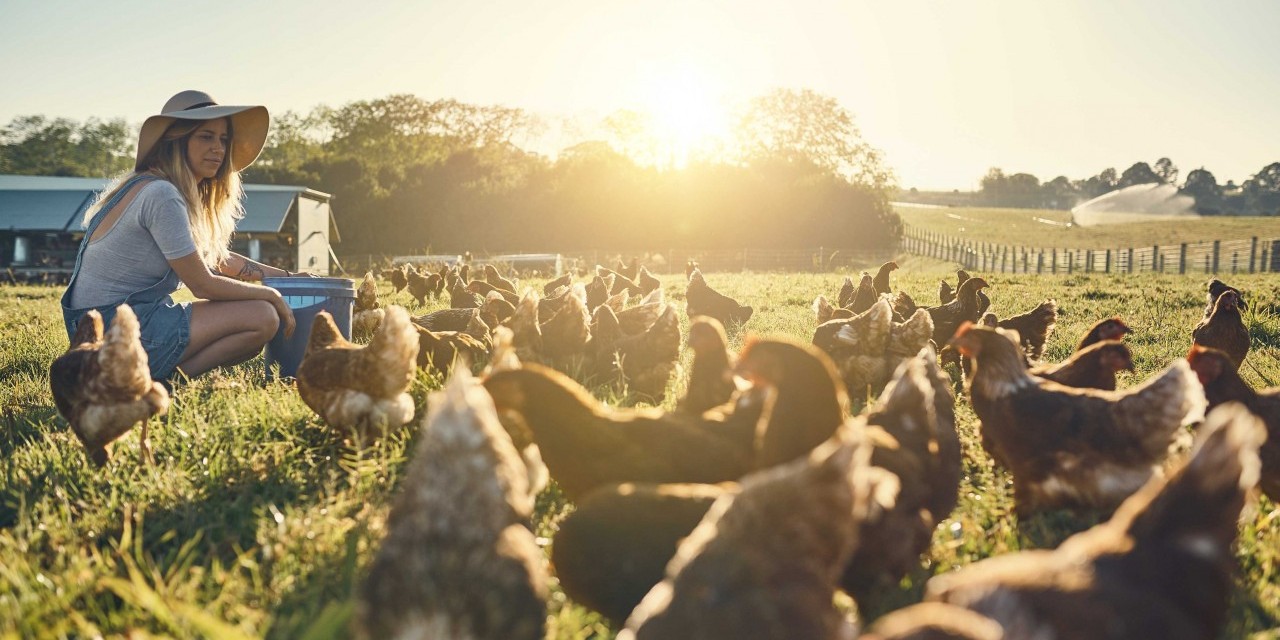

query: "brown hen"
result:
(685, 268), (753, 328)
(1077, 316), (1132, 351)
(620, 435), (884, 640)
(615, 303), (682, 402)
(736, 338), (850, 469)
(356, 368), (547, 640)
(49, 305), (170, 466)
(1192, 288), (1250, 369)
(922, 403), (1263, 640)
(873, 261), (899, 296)
(677, 316), (737, 416)
(1188, 345), (1280, 501)
(296, 305), (419, 439)
(551, 481), (729, 626)
(952, 323), (1205, 513)
(1031, 340), (1134, 391)
(482, 362), (762, 501)
(995, 299), (1057, 360)
(842, 348), (960, 604)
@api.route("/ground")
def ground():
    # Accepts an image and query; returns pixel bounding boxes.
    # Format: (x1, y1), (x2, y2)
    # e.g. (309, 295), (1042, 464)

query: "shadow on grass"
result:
(266, 523), (364, 640)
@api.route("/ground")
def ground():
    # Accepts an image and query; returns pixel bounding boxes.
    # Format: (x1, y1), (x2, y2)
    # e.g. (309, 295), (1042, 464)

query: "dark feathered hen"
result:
(552, 482), (729, 627)
(543, 272), (572, 297)
(1031, 340), (1134, 391)
(1192, 288), (1250, 369)
(637, 265), (662, 295)
(837, 276), (857, 309)
(482, 363), (762, 501)
(686, 268), (753, 329)
(677, 316), (737, 415)
(468, 279), (519, 305)
(616, 303), (682, 402)
(415, 324), (489, 375)
(848, 272), (878, 314)
(620, 436), (877, 640)
(928, 277), (989, 346)
(406, 268), (435, 306)
(922, 403), (1264, 640)
(735, 338), (850, 470)
(842, 349), (959, 603)
(483, 263), (519, 295)
(1205, 278), (1246, 317)
(937, 279), (955, 305)
(995, 299), (1057, 360)
(414, 307), (479, 333)
(1077, 317), (1132, 351)
(356, 368), (548, 640)
(1188, 345), (1280, 501)
(873, 261), (899, 296)
(49, 305), (170, 466)
(951, 323), (1206, 514)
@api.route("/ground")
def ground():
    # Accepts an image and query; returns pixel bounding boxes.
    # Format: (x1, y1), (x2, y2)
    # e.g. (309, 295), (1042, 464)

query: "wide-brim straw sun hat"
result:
(135, 90), (269, 172)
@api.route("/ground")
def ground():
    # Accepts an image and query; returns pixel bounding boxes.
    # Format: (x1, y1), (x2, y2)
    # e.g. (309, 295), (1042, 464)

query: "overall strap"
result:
(65, 174), (161, 292)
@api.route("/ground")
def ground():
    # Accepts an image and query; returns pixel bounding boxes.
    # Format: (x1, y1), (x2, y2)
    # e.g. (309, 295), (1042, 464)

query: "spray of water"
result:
(1070, 183), (1198, 227)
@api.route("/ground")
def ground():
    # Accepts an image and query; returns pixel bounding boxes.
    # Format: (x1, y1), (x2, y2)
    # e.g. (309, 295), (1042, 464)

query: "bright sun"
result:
(639, 66), (729, 168)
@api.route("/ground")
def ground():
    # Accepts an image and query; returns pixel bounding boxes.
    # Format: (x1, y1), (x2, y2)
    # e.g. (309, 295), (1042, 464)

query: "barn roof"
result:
(0, 175), (332, 234)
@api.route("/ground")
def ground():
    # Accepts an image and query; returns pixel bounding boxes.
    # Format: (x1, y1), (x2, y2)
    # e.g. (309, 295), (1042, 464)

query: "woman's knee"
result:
(249, 300), (281, 342)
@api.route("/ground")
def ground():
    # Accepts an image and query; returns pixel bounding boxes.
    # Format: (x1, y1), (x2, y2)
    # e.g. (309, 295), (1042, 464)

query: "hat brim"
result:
(135, 104), (269, 173)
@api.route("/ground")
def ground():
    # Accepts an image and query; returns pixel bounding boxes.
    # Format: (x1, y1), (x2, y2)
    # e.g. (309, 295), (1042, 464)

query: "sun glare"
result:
(639, 66), (730, 169)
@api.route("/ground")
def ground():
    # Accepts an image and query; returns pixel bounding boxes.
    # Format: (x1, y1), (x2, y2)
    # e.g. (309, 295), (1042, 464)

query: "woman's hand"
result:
(268, 290), (297, 338)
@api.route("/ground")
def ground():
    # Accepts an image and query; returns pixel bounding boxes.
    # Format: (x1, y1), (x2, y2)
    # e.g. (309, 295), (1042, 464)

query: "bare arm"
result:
(218, 252), (290, 281)
(169, 252), (296, 338)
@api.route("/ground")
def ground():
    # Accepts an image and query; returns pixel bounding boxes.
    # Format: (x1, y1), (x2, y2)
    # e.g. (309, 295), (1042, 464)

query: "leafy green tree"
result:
(1180, 168), (1223, 214)
(0, 116), (132, 177)
(1242, 162), (1280, 215)
(1153, 157), (1178, 184)
(731, 88), (893, 190)
(1118, 162), (1160, 188)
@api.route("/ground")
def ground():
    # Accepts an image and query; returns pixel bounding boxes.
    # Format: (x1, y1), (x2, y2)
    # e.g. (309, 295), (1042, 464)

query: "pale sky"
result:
(1, 0), (1277, 190)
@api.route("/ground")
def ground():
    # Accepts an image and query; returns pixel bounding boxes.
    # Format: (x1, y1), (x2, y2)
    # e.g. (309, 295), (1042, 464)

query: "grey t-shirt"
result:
(68, 180), (198, 308)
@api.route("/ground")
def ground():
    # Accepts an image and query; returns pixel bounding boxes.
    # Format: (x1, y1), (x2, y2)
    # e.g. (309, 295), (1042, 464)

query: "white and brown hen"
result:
(296, 305), (419, 439)
(50, 305), (170, 466)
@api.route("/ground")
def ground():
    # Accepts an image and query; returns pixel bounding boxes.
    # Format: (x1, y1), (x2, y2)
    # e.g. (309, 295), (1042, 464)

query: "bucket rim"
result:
(263, 276), (355, 288)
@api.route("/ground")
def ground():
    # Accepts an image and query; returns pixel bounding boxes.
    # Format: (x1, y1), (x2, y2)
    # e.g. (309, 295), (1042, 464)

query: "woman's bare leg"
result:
(176, 299), (280, 377)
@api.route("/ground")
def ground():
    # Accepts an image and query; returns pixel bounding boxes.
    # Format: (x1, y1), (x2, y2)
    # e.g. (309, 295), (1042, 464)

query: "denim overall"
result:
(61, 174), (192, 379)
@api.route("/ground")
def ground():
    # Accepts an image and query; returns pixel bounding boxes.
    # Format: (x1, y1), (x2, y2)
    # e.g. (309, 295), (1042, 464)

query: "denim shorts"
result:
(63, 296), (193, 380)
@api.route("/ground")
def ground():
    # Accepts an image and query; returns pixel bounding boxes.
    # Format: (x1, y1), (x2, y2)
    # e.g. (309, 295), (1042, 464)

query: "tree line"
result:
(975, 159), (1280, 215)
(0, 90), (900, 257)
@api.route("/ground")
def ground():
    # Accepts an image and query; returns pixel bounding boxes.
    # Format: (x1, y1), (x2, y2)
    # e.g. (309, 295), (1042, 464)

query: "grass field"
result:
(3, 258), (1280, 638)
(895, 204), (1280, 250)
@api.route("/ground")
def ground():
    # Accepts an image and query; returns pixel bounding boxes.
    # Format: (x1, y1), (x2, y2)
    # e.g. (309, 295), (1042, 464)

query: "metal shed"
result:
(0, 175), (339, 281)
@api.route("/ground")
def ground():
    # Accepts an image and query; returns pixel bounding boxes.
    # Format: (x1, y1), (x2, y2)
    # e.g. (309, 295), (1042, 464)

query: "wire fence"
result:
(900, 224), (1279, 275)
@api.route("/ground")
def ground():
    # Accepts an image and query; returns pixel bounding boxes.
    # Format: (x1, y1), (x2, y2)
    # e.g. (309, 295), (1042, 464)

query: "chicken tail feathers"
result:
(308, 311), (345, 353)
(99, 304), (152, 393)
(1124, 402), (1263, 557)
(367, 305), (421, 396)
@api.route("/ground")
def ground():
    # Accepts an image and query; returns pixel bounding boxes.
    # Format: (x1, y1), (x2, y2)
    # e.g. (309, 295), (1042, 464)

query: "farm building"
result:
(0, 175), (340, 281)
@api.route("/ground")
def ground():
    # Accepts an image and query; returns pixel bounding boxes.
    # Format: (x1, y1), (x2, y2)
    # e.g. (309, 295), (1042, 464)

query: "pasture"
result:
(895, 204), (1280, 250)
(2, 258), (1280, 638)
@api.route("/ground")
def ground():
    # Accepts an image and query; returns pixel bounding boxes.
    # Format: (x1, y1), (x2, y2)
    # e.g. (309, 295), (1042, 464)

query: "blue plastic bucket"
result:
(262, 276), (356, 379)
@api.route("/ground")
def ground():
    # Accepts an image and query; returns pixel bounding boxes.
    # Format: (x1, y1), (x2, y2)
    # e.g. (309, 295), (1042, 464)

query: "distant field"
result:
(3, 265), (1280, 638)
(895, 204), (1280, 249)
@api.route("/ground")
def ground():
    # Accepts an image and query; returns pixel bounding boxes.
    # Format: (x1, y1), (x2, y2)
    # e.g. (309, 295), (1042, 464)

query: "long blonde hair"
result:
(84, 117), (244, 269)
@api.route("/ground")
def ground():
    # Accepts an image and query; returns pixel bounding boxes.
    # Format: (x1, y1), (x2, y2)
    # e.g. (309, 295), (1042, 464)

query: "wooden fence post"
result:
(1052, 248), (1057, 274)
(1037, 251), (1044, 274)
(1250, 237), (1258, 273)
